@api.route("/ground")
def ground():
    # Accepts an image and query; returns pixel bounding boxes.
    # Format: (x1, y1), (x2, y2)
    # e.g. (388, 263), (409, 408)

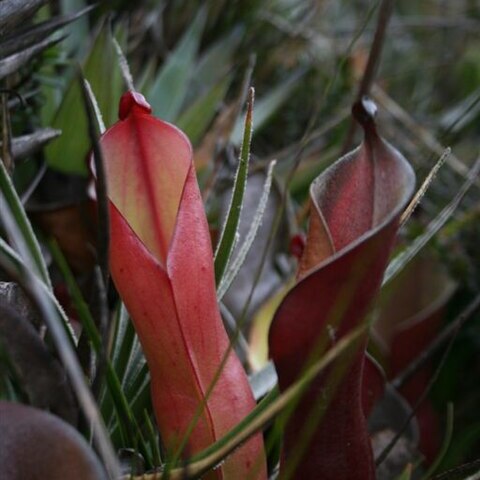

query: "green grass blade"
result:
(217, 160), (276, 300)
(0, 238), (75, 347)
(214, 87), (255, 285)
(110, 374), (150, 447)
(420, 403), (455, 480)
(109, 304), (148, 403)
(111, 304), (136, 381)
(102, 304), (131, 427)
(0, 159), (51, 288)
(143, 410), (162, 467)
(384, 155), (480, 286)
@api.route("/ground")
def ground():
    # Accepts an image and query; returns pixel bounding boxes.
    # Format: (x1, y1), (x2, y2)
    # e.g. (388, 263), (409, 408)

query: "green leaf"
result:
(177, 76), (231, 145)
(0, 160), (51, 288)
(136, 57), (156, 92)
(186, 25), (243, 102)
(214, 88), (254, 285)
(147, 7), (207, 121)
(45, 24), (126, 175)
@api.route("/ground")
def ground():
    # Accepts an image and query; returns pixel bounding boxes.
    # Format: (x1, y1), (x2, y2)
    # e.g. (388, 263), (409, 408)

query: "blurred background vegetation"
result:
(1, 0), (479, 478)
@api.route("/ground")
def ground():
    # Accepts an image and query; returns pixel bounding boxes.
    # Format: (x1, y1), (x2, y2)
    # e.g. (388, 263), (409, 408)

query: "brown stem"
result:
(342, 0), (396, 154)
